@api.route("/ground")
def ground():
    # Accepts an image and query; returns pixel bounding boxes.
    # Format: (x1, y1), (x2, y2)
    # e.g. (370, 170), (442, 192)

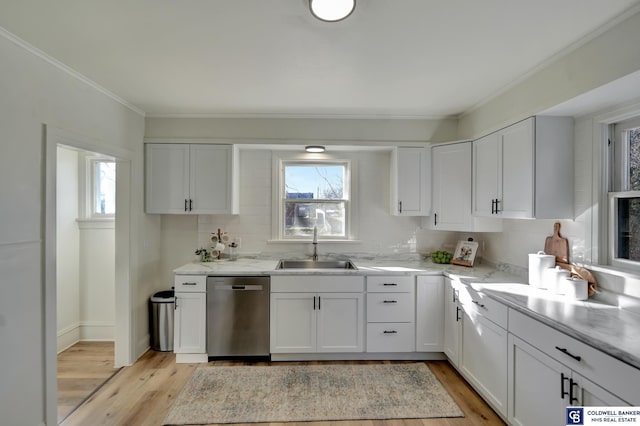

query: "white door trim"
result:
(44, 124), (134, 425)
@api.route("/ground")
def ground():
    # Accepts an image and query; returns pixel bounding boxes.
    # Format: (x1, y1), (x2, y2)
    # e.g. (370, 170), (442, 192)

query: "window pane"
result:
(284, 202), (345, 237)
(617, 197), (640, 261)
(629, 128), (640, 191)
(95, 161), (116, 215)
(285, 165), (344, 199)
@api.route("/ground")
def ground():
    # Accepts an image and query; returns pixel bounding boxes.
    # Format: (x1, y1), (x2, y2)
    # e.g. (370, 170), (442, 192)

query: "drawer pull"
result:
(555, 346), (582, 362)
(383, 330), (398, 334)
(570, 378), (579, 404)
(383, 300), (398, 304)
(182, 282), (198, 286)
(383, 283), (398, 286)
(472, 300), (486, 309)
(456, 306), (461, 322)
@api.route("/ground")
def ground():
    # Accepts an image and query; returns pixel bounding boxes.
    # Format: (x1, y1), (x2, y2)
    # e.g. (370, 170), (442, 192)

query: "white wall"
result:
(56, 146), (81, 352)
(0, 28), (150, 425)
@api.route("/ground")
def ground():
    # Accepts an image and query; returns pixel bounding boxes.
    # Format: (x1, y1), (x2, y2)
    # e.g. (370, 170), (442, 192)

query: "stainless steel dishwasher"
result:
(206, 276), (270, 359)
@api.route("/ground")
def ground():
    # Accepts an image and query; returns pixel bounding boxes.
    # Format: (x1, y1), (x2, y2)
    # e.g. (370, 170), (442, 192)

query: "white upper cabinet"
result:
(390, 146), (431, 216)
(145, 143), (239, 214)
(472, 116), (573, 219)
(430, 141), (502, 232)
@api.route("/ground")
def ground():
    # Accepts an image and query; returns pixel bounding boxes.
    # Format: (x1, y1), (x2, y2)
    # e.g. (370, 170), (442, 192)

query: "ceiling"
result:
(1, 0), (639, 118)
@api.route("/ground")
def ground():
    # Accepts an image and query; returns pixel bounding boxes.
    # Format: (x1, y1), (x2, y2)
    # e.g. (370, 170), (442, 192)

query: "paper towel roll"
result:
(528, 251), (556, 288)
(564, 277), (588, 300)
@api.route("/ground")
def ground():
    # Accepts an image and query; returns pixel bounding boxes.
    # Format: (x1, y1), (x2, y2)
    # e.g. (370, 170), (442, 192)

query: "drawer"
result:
(509, 308), (640, 405)
(458, 284), (508, 329)
(366, 323), (415, 352)
(174, 275), (206, 292)
(367, 276), (414, 293)
(367, 293), (414, 322)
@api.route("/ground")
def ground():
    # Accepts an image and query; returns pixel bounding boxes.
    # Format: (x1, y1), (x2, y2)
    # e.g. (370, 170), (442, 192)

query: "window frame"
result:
(600, 112), (640, 270)
(272, 152), (354, 241)
(84, 157), (116, 220)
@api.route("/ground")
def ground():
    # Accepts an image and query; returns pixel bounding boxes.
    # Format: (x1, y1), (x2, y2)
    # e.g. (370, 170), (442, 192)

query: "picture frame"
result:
(452, 240), (479, 267)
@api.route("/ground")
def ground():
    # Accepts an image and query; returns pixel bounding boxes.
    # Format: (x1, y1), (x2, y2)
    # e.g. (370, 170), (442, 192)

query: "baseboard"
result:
(136, 333), (151, 360)
(57, 323), (81, 354)
(79, 321), (114, 340)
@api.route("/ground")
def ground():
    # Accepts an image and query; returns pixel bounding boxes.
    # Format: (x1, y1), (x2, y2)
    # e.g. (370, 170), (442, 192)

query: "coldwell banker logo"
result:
(567, 407), (584, 425)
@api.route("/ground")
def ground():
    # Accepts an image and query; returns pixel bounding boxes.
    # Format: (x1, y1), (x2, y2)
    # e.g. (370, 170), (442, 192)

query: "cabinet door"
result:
(145, 144), (190, 213)
(500, 117), (534, 218)
(416, 276), (444, 352)
(472, 133), (500, 217)
(442, 278), (460, 366)
(392, 147), (430, 216)
(507, 334), (567, 426)
(461, 309), (508, 417)
(431, 143), (473, 230)
(174, 292), (206, 354)
(573, 374), (629, 407)
(189, 144), (234, 214)
(316, 293), (363, 352)
(270, 293), (316, 353)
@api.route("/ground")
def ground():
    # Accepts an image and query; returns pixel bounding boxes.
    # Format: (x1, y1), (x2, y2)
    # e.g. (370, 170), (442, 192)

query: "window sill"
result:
(76, 218), (115, 230)
(589, 263), (640, 280)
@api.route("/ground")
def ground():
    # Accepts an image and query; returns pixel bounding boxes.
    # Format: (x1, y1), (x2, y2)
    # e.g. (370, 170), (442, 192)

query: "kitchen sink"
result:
(275, 259), (358, 270)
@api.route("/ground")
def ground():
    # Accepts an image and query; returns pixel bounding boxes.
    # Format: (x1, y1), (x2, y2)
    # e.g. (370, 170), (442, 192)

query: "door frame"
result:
(43, 124), (134, 425)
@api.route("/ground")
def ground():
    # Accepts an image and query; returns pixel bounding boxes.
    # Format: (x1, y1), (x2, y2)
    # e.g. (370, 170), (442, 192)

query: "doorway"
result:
(44, 125), (133, 425)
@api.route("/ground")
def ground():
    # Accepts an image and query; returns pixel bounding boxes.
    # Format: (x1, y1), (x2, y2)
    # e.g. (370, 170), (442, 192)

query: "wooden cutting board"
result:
(544, 222), (569, 264)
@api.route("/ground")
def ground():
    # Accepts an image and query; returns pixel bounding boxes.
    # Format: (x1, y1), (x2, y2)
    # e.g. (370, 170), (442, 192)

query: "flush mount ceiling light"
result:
(305, 145), (326, 153)
(309, 0), (355, 22)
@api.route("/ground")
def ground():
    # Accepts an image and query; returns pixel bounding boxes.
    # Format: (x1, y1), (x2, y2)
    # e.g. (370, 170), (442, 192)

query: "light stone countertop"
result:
(460, 280), (640, 370)
(173, 257), (640, 370)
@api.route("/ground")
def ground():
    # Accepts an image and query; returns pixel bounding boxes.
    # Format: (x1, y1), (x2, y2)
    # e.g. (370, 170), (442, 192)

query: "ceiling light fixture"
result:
(309, 0), (355, 22)
(305, 145), (326, 153)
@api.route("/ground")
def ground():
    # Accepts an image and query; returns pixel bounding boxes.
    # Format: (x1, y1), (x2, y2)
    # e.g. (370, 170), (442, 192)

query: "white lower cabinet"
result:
(415, 276), (444, 352)
(270, 276), (364, 354)
(173, 275), (207, 362)
(366, 275), (415, 352)
(442, 277), (461, 366)
(460, 306), (508, 418)
(508, 334), (628, 426)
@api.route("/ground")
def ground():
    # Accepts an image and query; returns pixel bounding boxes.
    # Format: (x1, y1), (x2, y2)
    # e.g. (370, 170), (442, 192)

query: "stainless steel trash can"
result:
(150, 290), (175, 351)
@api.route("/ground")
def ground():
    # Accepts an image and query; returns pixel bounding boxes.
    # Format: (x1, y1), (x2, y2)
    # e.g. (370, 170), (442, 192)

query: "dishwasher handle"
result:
(214, 284), (265, 291)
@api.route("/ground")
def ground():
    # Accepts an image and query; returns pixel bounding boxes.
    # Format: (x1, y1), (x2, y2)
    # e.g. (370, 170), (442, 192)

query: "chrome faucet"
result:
(312, 226), (318, 261)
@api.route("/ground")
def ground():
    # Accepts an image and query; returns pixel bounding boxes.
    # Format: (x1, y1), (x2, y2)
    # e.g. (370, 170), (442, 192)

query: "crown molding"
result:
(0, 25), (145, 117)
(144, 112), (456, 121)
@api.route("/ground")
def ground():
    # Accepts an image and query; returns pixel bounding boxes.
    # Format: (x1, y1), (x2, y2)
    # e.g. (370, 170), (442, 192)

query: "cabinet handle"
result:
(472, 300), (486, 309)
(399, 201), (403, 213)
(182, 282), (197, 286)
(189, 199), (193, 211)
(490, 199), (495, 214)
(456, 306), (461, 322)
(434, 213), (438, 226)
(383, 283), (398, 286)
(318, 296), (321, 310)
(383, 330), (398, 334)
(452, 290), (457, 303)
(569, 378), (579, 404)
(313, 296), (316, 310)
(555, 346), (582, 362)
(495, 199), (501, 213)
(561, 373), (570, 399)
(174, 296), (178, 310)
(184, 199), (188, 212)
(383, 300), (398, 304)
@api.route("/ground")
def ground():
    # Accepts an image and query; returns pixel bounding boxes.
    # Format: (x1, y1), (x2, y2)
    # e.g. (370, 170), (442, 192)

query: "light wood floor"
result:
(61, 351), (505, 426)
(57, 341), (119, 423)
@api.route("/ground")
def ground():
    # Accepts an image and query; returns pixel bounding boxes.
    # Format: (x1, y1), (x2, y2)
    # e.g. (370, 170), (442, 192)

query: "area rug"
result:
(163, 363), (463, 425)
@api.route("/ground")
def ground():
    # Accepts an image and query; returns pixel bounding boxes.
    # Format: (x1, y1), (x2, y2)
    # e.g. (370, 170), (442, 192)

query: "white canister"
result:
(528, 251), (556, 289)
(564, 277), (589, 301)
(542, 266), (570, 293)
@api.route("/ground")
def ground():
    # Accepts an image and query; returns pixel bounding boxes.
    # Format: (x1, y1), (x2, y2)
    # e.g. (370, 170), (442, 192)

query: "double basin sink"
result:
(275, 259), (358, 270)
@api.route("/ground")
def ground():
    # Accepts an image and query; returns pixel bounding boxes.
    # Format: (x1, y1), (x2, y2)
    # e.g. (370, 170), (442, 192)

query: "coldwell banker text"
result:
(567, 408), (640, 425)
